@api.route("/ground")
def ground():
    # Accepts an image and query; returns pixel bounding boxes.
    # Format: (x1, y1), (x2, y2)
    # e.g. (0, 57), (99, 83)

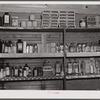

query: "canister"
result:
(12, 16), (19, 27)
(29, 14), (35, 21)
(26, 21), (32, 28)
(21, 21), (26, 28)
(32, 21), (37, 28)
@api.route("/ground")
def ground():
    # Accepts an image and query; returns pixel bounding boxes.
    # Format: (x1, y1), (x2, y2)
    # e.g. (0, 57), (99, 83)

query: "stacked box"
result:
(67, 11), (76, 28)
(86, 16), (98, 28)
(42, 11), (51, 28)
(59, 11), (67, 28)
(50, 11), (59, 28)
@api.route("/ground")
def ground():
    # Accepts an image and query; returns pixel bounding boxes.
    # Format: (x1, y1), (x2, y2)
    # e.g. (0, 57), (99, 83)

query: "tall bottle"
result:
(14, 66), (18, 77)
(5, 63), (10, 77)
(55, 61), (61, 76)
(0, 39), (2, 53)
(24, 64), (29, 76)
(16, 38), (23, 53)
(23, 65), (27, 77)
(3, 12), (10, 27)
(18, 66), (23, 77)
(67, 59), (73, 75)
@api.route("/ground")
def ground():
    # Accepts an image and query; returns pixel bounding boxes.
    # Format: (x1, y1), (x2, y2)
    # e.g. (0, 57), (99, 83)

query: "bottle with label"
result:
(3, 12), (10, 27)
(24, 64), (29, 76)
(5, 63), (10, 77)
(16, 38), (23, 53)
(67, 59), (73, 75)
(73, 59), (79, 75)
(14, 66), (18, 77)
(28, 66), (32, 77)
(80, 60), (85, 75)
(2, 40), (5, 53)
(18, 66), (23, 77)
(34, 44), (38, 53)
(0, 39), (2, 53)
(10, 66), (14, 77)
(23, 65), (27, 77)
(33, 67), (38, 77)
(0, 65), (4, 79)
(55, 61), (61, 76)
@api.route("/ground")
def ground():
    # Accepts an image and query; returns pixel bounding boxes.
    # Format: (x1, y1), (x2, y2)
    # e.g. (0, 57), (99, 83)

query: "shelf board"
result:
(66, 28), (100, 32)
(0, 53), (64, 58)
(66, 75), (100, 80)
(0, 27), (64, 32)
(0, 76), (63, 82)
(66, 52), (100, 57)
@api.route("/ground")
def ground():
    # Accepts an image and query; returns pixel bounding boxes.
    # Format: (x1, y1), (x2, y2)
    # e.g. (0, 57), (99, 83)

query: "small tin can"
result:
(21, 21), (26, 28)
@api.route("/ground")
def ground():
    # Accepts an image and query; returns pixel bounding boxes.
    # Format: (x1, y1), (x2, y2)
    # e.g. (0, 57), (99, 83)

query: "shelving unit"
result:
(0, 27), (100, 90)
(0, 27), (65, 90)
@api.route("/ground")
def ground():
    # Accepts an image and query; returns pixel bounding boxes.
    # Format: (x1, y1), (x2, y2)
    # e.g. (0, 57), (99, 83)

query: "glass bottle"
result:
(80, 60), (85, 75)
(73, 59), (79, 75)
(55, 61), (61, 76)
(28, 66), (32, 77)
(24, 64), (29, 77)
(5, 63), (10, 77)
(34, 44), (38, 53)
(14, 66), (18, 77)
(23, 65), (27, 77)
(3, 12), (10, 27)
(10, 66), (14, 77)
(18, 66), (23, 77)
(33, 67), (38, 77)
(0, 39), (2, 53)
(16, 38), (23, 53)
(67, 59), (73, 75)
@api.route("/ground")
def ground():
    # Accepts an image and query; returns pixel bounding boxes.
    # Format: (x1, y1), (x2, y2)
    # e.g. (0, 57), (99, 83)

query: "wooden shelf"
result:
(0, 53), (64, 58)
(0, 27), (64, 32)
(66, 75), (100, 80)
(66, 52), (100, 57)
(66, 28), (100, 32)
(0, 76), (63, 82)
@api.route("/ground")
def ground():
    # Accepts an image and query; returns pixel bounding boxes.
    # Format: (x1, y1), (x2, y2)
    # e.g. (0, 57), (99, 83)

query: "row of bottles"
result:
(65, 41), (100, 53)
(66, 58), (100, 75)
(0, 38), (64, 53)
(0, 12), (38, 28)
(0, 60), (63, 79)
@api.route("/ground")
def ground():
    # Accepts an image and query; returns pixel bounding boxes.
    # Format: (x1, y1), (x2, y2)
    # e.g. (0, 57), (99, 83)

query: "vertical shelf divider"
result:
(63, 28), (66, 90)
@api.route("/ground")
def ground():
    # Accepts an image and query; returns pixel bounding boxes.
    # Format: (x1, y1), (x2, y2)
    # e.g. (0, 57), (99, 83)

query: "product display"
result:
(65, 41), (100, 53)
(66, 58), (100, 75)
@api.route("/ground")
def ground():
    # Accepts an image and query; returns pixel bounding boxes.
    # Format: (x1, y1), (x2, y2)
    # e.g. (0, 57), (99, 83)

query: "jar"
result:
(26, 21), (32, 28)
(21, 21), (26, 28)
(12, 16), (19, 27)
(79, 18), (86, 28)
(32, 21), (37, 28)
(29, 14), (35, 21)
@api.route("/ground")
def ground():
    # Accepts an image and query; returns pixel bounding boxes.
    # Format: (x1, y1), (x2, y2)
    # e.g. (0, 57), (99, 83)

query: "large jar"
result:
(12, 16), (19, 27)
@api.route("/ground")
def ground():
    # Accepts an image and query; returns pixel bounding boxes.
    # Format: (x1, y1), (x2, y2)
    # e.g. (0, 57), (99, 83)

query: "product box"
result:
(43, 66), (54, 77)
(86, 16), (98, 28)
